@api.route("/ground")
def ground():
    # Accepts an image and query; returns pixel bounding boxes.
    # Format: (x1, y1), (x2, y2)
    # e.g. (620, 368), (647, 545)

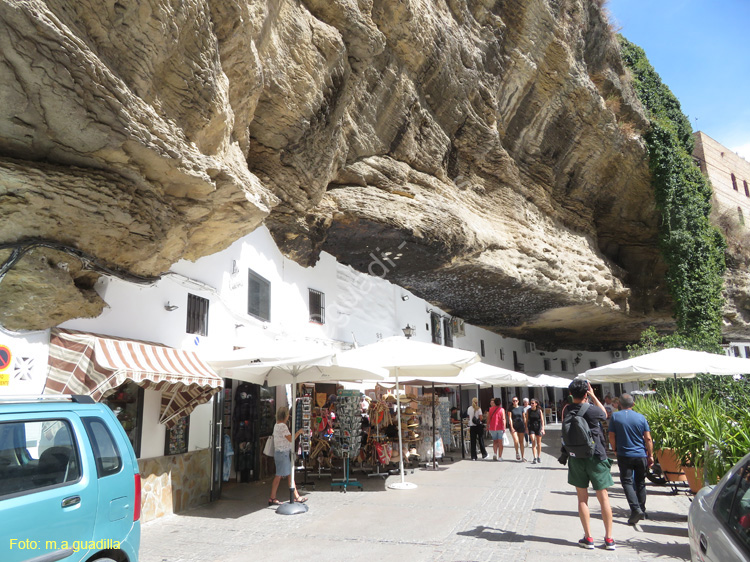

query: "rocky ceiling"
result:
(0, 0), (715, 350)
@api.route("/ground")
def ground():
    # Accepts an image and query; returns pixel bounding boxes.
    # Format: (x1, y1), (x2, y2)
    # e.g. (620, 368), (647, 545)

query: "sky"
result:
(607, 0), (750, 160)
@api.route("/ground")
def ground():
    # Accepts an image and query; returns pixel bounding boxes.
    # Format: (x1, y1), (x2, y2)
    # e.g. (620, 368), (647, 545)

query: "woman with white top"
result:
(269, 406), (307, 506)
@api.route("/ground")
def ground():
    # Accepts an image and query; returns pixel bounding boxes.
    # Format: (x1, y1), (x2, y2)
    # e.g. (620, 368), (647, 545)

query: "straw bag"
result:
(263, 435), (274, 456)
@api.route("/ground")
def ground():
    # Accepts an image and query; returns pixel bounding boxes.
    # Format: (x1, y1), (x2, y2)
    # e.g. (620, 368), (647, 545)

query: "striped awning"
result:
(45, 329), (223, 428)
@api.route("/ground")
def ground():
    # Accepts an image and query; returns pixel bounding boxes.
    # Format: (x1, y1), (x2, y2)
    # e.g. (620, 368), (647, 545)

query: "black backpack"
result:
(562, 403), (596, 458)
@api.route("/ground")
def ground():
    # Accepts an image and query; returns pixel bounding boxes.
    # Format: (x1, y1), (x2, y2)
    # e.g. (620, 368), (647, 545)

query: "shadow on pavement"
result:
(457, 525), (572, 547)
(625, 537), (691, 559)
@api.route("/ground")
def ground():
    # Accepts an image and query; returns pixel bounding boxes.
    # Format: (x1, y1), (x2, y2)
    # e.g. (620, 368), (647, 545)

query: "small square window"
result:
(186, 293), (209, 337)
(589, 360), (598, 369)
(308, 289), (325, 324)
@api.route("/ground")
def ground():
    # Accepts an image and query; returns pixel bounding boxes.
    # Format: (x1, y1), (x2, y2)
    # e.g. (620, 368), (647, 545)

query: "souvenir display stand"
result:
(331, 389), (363, 492)
(295, 385), (314, 488)
(366, 398), (392, 478)
(306, 391), (334, 480)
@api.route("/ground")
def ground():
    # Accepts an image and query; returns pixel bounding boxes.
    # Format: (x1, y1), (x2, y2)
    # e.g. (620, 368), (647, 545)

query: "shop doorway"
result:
(210, 387), (225, 501)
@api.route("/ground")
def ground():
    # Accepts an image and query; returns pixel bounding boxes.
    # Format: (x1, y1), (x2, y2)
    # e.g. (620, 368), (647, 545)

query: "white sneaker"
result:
(492, 454), (497, 461)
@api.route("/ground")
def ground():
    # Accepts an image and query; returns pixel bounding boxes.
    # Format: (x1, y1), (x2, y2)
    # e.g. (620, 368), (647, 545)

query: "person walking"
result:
(525, 398), (545, 464)
(522, 397), (531, 446)
(269, 406), (307, 506)
(507, 396), (527, 461)
(467, 397), (488, 460)
(565, 379), (615, 550)
(608, 393), (653, 525)
(487, 397), (506, 461)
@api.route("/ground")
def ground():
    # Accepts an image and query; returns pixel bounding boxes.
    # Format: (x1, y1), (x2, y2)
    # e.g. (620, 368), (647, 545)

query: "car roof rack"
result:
(0, 394), (95, 404)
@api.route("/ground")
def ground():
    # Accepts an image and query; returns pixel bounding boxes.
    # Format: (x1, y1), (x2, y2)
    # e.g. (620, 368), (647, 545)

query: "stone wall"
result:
(138, 449), (212, 523)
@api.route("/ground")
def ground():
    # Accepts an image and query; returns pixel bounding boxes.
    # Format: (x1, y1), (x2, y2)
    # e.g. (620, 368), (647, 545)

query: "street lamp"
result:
(402, 324), (414, 339)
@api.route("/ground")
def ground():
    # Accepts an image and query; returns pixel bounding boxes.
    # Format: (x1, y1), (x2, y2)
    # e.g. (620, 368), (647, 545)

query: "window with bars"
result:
(308, 289), (325, 324)
(186, 294), (209, 336)
(430, 312), (442, 345)
(248, 270), (271, 321)
(442, 317), (453, 347)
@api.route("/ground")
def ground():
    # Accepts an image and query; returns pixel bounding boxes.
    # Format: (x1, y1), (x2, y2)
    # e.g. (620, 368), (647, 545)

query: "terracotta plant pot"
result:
(684, 466), (704, 493)
(655, 449), (687, 482)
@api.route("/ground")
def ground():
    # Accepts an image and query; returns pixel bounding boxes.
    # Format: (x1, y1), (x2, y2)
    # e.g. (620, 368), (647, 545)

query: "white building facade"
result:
(0, 225), (620, 520)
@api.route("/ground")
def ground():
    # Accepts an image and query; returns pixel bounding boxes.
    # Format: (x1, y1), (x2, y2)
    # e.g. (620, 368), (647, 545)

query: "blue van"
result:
(0, 395), (141, 562)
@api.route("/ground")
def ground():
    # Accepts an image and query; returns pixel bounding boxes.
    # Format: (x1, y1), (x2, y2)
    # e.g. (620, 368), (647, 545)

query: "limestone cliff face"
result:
(0, 0), (681, 349)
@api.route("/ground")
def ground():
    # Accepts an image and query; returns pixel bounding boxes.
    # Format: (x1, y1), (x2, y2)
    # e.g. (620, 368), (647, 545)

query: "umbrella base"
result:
(276, 501), (309, 515)
(388, 481), (417, 490)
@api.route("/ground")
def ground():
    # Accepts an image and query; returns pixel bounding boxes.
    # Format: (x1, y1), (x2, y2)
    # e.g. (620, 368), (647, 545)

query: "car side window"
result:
(82, 417), (122, 477)
(727, 466), (750, 553)
(0, 419), (80, 497)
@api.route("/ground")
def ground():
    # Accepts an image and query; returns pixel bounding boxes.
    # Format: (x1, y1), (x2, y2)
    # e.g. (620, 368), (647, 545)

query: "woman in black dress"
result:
(524, 399), (545, 464)
(507, 397), (526, 461)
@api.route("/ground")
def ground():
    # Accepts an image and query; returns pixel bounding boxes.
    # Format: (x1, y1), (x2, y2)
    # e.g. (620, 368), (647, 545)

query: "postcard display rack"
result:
(331, 389), (363, 491)
(295, 385), (314, 487)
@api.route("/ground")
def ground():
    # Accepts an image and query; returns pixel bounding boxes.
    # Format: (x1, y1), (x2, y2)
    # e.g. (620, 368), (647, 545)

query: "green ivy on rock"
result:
(620, 37), (726, 351)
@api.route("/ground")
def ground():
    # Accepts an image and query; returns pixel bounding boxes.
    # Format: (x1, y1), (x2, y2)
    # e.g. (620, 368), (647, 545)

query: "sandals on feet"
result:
(268, 498), (282, 506)
(295, 496), (308, 503)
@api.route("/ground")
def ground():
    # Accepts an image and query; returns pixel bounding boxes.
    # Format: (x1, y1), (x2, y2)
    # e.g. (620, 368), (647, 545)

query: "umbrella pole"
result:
(276, 372), (308, 515)
(458, 385), (465, 459)
(432, 382), (437, 470)
(388, 367), (416, 490)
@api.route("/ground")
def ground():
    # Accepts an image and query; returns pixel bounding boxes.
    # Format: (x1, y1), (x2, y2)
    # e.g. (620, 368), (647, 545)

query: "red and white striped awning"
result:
(45, 329), (223, 427)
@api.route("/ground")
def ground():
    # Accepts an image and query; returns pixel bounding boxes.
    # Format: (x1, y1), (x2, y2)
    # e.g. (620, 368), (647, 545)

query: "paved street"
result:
(140, 427), (692, 562)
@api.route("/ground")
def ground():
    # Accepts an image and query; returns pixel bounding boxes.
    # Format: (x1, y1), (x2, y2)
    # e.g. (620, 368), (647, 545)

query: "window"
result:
(480, 339), (485, 357)
(745, 180), (749, 197)
(164, 417), (190, 456)
(442, 317), (453, 347)
(543, 358), (551, 371)
(745, 346), (750, 359)
(499, 348), (504, 361)
(732, 173), (738, 191)
(589, 360), (598, 369)
(0, 419), (80, 497)
(83, 417), (122, 476)
(308, 289), (325, 324)
(430, 312), (442, 345)
(739, 207), (745, 226)
(733, 346), (741, 357)
(560, 359), (568, 372)
(248, 270), (271, 321)
(186, 293), (209, 336)
(713, 463), (750, 555)
(103, 381), (144, 456)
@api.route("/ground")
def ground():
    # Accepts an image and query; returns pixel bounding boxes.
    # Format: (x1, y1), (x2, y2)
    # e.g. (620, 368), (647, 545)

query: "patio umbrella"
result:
(337, 337), (479, 489)
(532, 374), (572, 423)
(211, 351), (386, 514)
(581, 348), (750, 383)
(470, 362), (540, 387)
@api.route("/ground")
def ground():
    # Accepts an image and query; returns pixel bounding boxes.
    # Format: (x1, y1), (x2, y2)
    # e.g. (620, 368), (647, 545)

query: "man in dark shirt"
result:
(608, 393), (653, 525)
(566, 379), (615, 550)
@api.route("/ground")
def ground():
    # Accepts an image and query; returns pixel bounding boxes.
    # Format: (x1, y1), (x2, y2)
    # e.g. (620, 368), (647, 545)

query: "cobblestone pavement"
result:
(140, 427), (692, 562)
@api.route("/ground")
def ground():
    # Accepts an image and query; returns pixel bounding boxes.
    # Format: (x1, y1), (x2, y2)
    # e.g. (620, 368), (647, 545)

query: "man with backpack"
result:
(563, 379), (615, 551)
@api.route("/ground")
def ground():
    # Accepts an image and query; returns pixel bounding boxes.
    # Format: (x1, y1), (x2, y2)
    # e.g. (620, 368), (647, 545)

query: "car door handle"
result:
(699, 533), (708, 554)
(62, 495), (81, 508)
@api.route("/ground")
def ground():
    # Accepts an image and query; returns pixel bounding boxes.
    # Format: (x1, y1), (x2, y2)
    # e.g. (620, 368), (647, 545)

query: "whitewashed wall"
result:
(1, 224), (626, 460)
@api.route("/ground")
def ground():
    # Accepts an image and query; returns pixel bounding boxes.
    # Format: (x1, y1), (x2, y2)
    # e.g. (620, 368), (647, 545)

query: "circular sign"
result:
(0, 345), (11, 371)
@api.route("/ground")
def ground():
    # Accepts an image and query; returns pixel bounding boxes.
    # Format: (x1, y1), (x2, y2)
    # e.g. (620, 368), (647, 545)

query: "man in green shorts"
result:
(565, 379), (615, 550)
